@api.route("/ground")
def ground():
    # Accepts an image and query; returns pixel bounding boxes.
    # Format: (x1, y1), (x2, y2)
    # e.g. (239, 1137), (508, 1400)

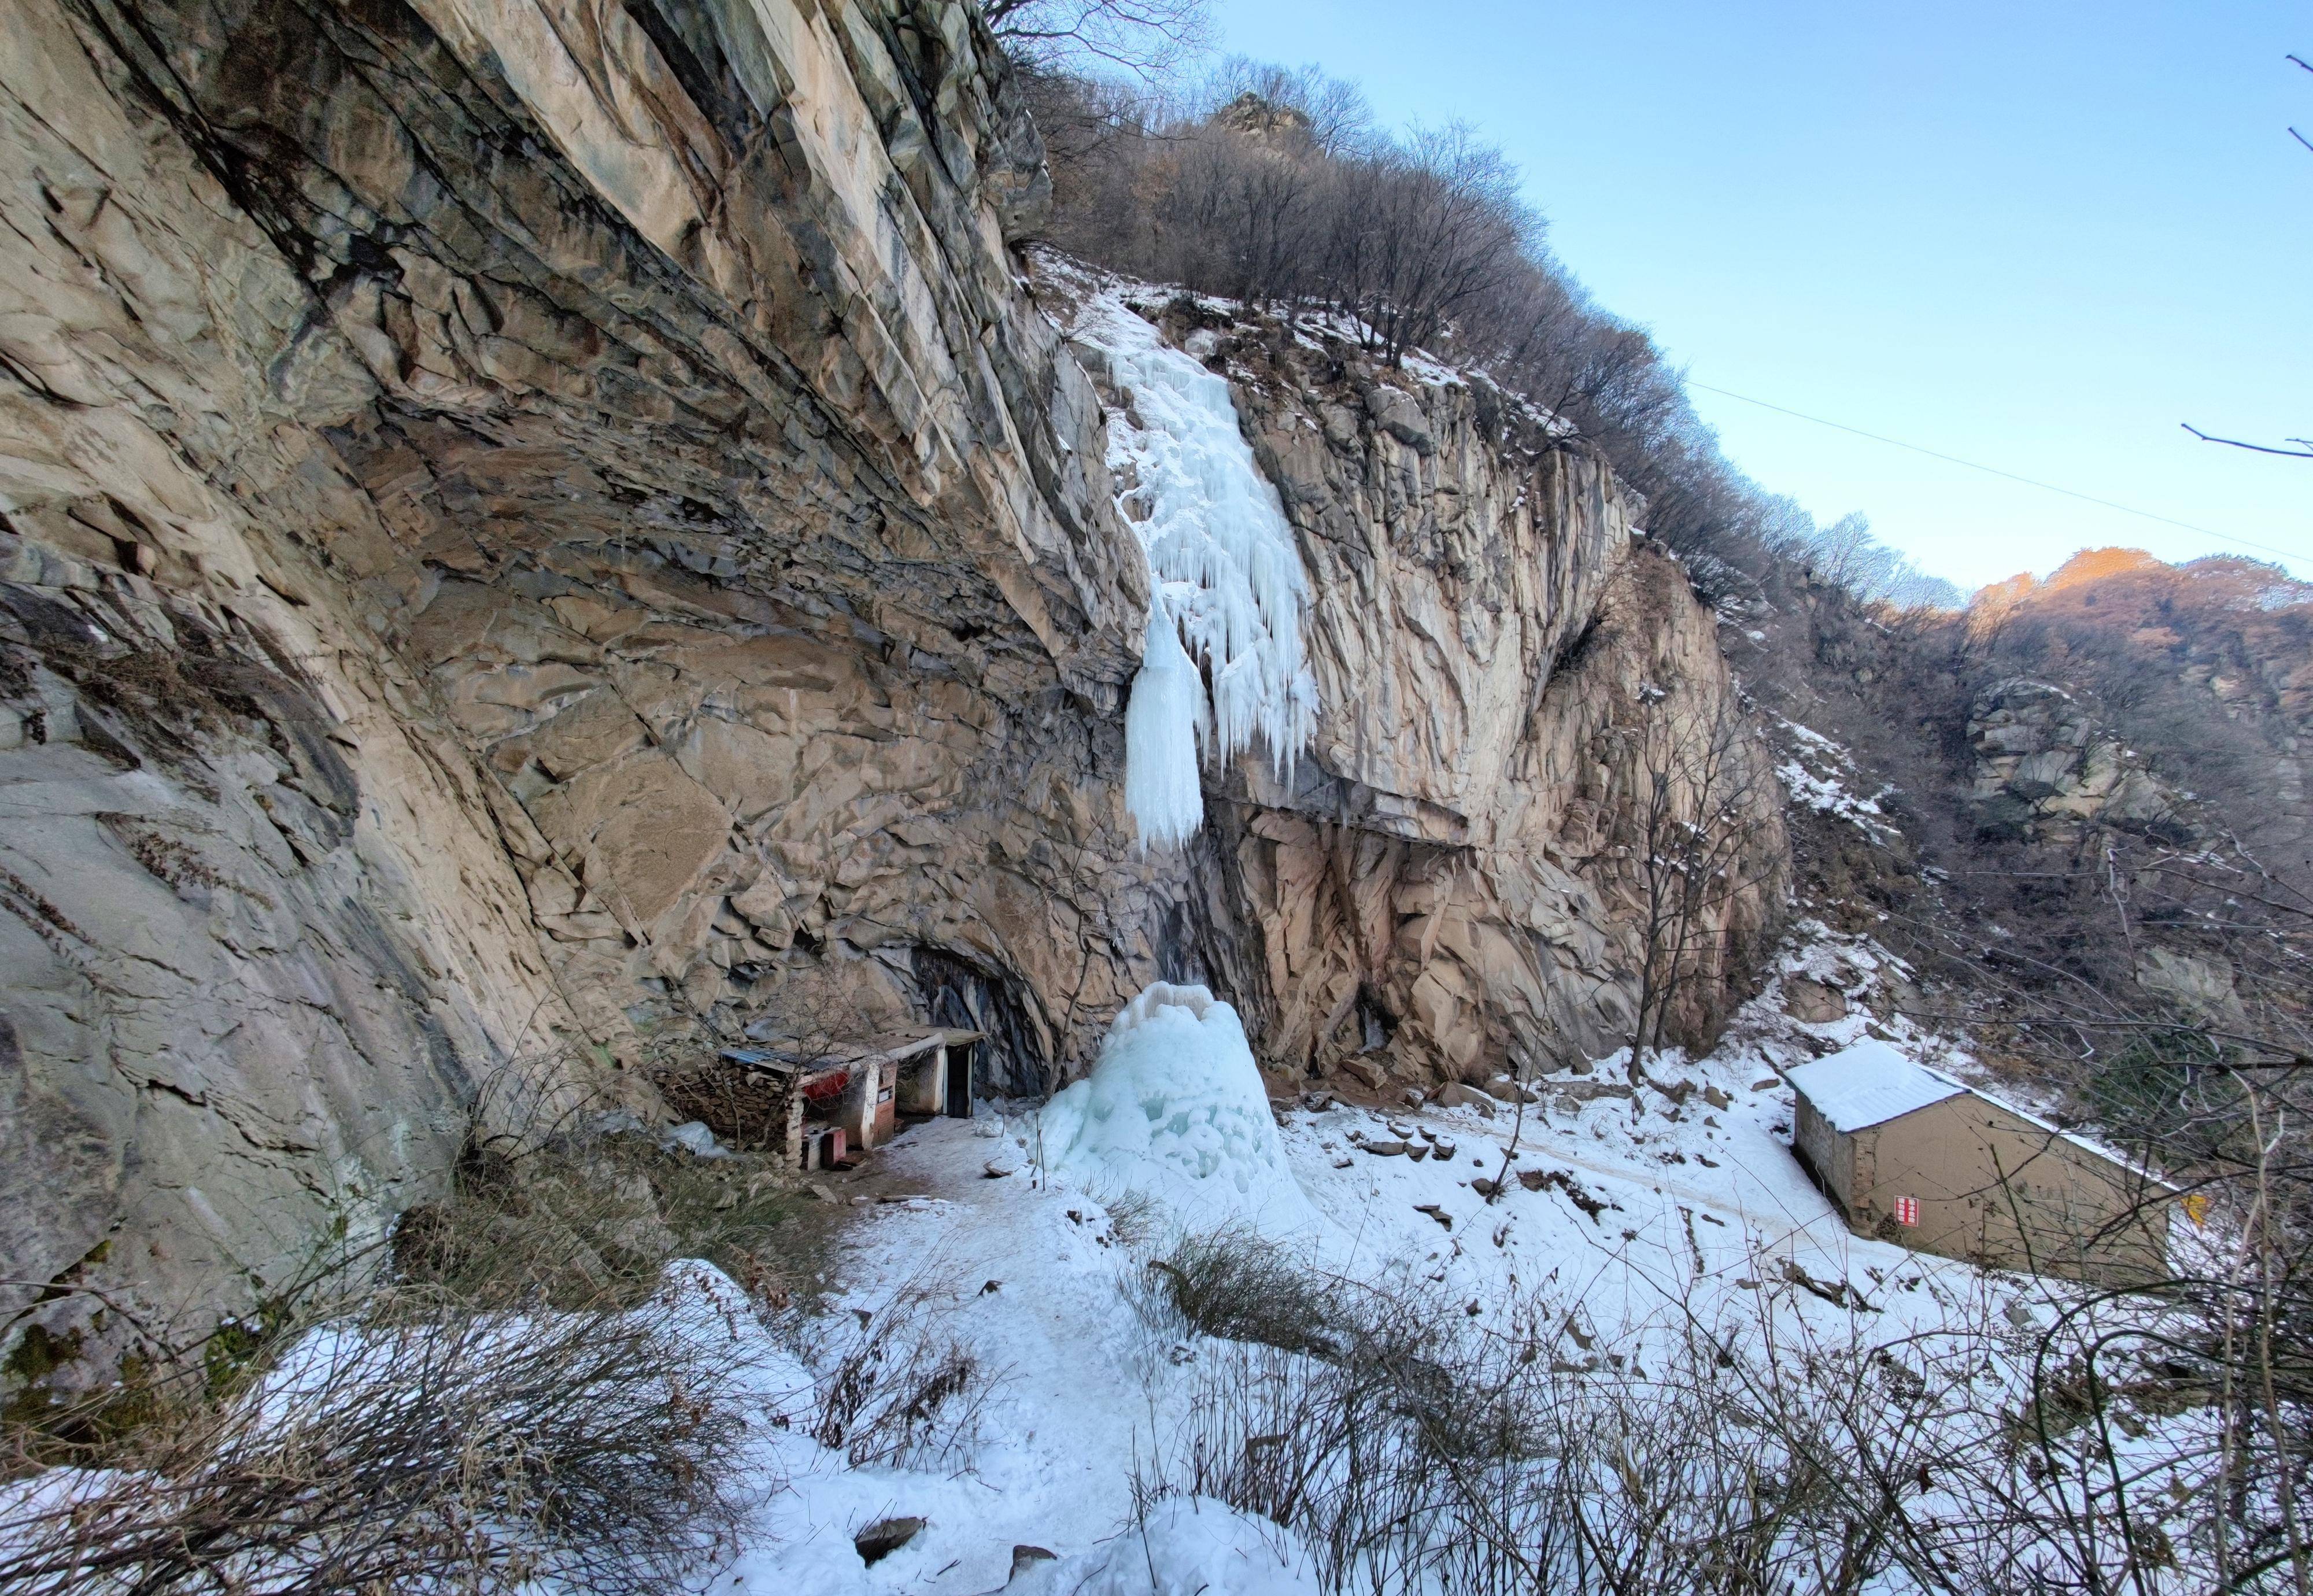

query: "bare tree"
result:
(2182, 422), (2313, 460)
(1621, 694), (1778, 1087)
(2180, 54), (2310, 459)
(983, 0), (1213, 77)
(1320, 125), (1536, 366)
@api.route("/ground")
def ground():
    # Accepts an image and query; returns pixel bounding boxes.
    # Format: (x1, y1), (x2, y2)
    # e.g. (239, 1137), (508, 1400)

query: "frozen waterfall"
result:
(1081, 294), (1318, 849)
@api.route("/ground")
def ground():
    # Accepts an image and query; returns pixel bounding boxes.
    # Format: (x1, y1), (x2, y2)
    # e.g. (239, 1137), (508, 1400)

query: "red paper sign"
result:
(1894, 1195), (1920, 1226)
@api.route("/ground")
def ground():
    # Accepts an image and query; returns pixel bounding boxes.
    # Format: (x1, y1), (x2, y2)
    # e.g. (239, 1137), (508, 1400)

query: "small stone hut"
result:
(1787, 1040), (2171, 1286)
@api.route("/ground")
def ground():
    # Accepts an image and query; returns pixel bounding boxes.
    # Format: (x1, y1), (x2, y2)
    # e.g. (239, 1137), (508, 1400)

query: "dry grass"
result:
(808, 1279), (1000, 1473)
(0, 1070), (815, 1595)
(0, 1272), (770, 1595)
(1092, 1184), (1163, 1249)
(1130, 1226), (2298, 1595)
(1125, 1225), (1348, 1358)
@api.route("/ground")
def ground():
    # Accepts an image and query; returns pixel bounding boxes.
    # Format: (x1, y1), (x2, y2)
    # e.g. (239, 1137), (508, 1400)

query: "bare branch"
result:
(2183, 422), (2313, 459)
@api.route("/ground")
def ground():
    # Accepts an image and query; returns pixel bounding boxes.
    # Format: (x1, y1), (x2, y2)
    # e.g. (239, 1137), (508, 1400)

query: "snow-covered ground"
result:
(8, 955), (2207, 1593)
(723, 965), (2105, 1595)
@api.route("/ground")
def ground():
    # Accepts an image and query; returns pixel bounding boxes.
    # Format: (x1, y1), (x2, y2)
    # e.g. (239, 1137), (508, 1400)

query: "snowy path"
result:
(724, 1036), (2021, 1594)
(726, 1118), (1178, 1593)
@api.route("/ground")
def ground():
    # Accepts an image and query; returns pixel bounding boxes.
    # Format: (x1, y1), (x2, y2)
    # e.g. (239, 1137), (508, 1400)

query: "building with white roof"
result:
(1786, 1040), (2172, 1285)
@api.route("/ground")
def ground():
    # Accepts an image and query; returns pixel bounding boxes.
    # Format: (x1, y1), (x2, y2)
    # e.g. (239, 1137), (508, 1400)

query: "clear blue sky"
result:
(1210, 1), (2312, 590)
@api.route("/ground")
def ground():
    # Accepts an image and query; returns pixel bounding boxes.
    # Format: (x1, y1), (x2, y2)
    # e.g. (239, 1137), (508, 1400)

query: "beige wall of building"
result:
(1797, 1089), (2170, 1287)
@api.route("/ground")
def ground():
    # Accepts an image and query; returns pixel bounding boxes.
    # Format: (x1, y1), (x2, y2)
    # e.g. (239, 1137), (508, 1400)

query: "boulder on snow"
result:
(855, 1516), (925, 1566)
(1433, 1082), (1497, 1117)
(1008, 1545), (1058, 1584)
(1783, 977), (1850, 1024)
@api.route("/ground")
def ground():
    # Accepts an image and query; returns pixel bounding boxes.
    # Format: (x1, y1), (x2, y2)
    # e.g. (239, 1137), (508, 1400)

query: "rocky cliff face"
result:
(1052, 289), (1787, 1084)
(0, 0), (1783, 1390)
(1966, 678), (2188, 847)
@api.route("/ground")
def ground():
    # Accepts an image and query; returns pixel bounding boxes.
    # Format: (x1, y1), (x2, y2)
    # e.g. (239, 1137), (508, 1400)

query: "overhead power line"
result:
(1686, 379), (2311, 568)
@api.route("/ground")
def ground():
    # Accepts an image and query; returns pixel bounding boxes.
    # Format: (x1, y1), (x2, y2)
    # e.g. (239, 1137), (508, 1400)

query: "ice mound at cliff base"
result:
(1039, 982), (1318, 1236)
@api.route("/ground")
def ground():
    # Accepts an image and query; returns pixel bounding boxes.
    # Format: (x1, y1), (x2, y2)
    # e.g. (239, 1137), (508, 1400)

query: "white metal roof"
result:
(1786, 1040), (1966, 1132)
(1785, 1040), (2179, 1191)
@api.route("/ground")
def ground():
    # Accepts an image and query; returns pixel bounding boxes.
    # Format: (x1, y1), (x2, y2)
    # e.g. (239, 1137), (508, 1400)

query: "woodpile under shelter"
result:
(1786, 1040), (2172, 1286)
(656, 1029), (981, 1170)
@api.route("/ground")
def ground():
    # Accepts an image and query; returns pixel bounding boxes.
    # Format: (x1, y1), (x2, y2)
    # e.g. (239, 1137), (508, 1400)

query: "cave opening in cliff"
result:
(911, 947), (1051, 1100)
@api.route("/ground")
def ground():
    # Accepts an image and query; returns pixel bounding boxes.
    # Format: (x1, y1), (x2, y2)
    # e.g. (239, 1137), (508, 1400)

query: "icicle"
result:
(1084, 292), (1320, 848)
(1123, 603), (1206, 851)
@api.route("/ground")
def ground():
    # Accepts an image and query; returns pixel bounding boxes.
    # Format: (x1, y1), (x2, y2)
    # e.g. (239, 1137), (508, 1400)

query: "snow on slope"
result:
(1771, 715), (1898, 840)
(1073, 289), (1318, 848)
(719, 948), (2148, 1594)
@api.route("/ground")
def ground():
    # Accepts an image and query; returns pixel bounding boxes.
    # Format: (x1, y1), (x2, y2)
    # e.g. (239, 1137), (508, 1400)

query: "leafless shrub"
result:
(1092, 1183), (1162, 1248)
(809, 1281), (1000, 1473)
(0, 1272), (769, 1595)
(1124, 1225), (1346, 1357)
(0, 1068), (810, 1594)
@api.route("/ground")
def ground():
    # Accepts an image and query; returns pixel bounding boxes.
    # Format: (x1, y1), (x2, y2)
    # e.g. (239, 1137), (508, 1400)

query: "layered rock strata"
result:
(0, 0), (1785, 1393)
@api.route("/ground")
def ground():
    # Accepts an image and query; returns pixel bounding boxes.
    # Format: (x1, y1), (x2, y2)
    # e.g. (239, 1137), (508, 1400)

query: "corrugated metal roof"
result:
(1786, 1040), (1966, 1132)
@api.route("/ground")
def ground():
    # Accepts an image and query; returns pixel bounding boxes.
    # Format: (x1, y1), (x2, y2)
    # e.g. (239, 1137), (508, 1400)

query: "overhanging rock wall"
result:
(0, 0), (1172, 1383)
(0, 0), (1785, 1395)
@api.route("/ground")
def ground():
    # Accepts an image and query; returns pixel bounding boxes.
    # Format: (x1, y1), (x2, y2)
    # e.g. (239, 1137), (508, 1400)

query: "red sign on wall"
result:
(1894, 1195), (1920, 1227)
